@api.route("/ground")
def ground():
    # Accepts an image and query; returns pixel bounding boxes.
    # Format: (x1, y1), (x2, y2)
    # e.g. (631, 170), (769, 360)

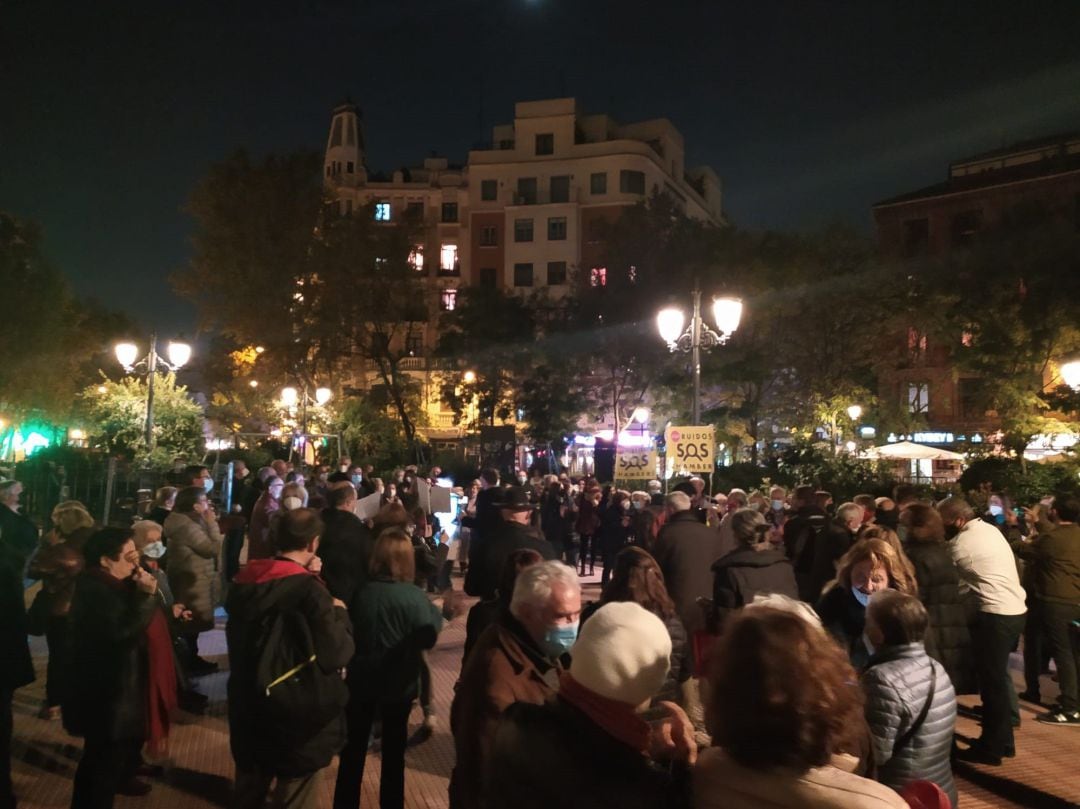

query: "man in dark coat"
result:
(317, 484), (374, 608)
(65, 528), (160, 807)
(0, 494), (35, 809)
(226, 509), (354, 808)
(782, 484), (829, 599)
(464, 469), (503, 595)
(651, 492), (726, 638)
(472, 487), (555, 601)
(805, 502), (862, 602)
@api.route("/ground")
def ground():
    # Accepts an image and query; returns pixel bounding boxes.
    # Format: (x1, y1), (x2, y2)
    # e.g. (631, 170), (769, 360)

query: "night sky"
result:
(3, 0), (1080, 336)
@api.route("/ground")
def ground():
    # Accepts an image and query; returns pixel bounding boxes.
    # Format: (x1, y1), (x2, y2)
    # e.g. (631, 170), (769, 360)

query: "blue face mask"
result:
(851, 587), (871, 608)
(771, 499), (784, 511)
(988, 504), (1003, 517)
(351, 474), (362, 486)
(541, 622), (578, 659)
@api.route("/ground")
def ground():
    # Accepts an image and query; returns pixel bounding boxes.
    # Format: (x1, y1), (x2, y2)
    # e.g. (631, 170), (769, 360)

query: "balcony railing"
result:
(509, 187), (579, 206)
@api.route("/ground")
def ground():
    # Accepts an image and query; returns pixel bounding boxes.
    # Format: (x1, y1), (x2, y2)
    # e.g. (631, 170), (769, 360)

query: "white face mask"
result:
(142, 541), (166, 560)
(851, 586), (871, 608)
(203, 478), (214, 494)
(283, 496), (304, 511)
(988, 504), (1004, 517)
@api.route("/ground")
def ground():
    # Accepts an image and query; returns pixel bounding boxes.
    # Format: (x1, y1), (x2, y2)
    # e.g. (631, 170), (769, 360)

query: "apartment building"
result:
(873, 132), (1080, 452)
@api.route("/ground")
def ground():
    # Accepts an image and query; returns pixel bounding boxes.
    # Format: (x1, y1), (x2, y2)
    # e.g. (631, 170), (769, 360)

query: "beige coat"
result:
(693, 747), (908, 809)
(164, 511), (223, 630)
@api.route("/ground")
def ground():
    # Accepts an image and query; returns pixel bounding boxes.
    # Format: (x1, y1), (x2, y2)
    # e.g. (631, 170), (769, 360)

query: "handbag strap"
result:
(892, 661), (936, 756)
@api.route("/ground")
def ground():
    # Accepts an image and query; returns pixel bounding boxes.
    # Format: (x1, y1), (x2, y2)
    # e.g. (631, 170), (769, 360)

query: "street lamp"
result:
(279, 384), (333, 466)
(846, 404), (863, 422)
(114, 334), (191, 449)
(657, 287), (742, 425)
(1060, 361), (1080, 390)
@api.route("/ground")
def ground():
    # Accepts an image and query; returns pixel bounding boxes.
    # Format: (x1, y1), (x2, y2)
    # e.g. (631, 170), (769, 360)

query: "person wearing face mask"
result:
(937, 497), (1027, 764)
(487, 601), (696, 809)
(164, 486), (225, 677)
(65, 528), (161, 806)
(247, 476), (284, 561)
(450, 561), (581, 809)
(816, 539), (917, 670)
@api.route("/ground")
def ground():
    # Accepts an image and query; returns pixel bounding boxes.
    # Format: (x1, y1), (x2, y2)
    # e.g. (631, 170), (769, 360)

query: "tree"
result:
(336, 397), (410, 472)
(516, 361), (589, 454)
(0, 213), (130, 420)
(79, 373), (205, 465)
(176, 150), (429, 452)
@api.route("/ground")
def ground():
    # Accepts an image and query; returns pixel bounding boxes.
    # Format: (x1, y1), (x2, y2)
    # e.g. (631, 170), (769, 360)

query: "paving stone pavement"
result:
(10, 573), (1080, 808)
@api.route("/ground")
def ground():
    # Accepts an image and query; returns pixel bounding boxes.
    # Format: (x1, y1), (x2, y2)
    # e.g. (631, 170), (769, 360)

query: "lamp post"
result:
(115, 334), (191, 450)
(280, 384), (332, 466)
(657, 287), (742, 425)
(1060, 361), (1080, 391)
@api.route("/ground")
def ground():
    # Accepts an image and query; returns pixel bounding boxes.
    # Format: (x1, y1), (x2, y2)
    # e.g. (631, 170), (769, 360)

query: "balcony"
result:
(509, 187), (580, 206)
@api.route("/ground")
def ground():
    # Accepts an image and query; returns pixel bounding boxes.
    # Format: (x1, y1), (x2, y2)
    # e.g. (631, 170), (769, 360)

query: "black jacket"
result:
(63, 570), (158, 740)
(488, 698), (691, 809)
(317, 507), (375, 607)
(816, 585), (871, 670)
(0, 532), (34, 691)
(599, 506), (633, 554)
(653, 511), (728, 636)
(226, 560), (354, 776)
(712, 546), (799, 624)
(905, 540), (976, 695)
(469, 520), (555, 600)
(807, 522), (856, 603)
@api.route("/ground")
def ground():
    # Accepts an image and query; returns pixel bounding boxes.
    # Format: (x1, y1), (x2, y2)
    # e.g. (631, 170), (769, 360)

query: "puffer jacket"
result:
(164, 510), (223, 631)
(862, 643), (957, 808)
(904, 540), (976, 694)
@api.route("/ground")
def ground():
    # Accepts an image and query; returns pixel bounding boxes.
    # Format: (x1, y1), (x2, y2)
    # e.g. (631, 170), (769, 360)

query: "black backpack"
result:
(253, 604), (348, 737)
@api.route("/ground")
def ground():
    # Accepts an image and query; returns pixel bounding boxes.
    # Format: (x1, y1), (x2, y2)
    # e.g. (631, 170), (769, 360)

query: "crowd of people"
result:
(1, 462), (1078, 809)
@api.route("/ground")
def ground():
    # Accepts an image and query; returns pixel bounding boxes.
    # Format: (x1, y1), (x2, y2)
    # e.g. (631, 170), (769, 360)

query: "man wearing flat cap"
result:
(474, 486), (556, 600)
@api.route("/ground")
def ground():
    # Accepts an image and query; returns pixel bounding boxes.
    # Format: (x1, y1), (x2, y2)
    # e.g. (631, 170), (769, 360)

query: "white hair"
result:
(837, 502), (863, 526)
(665, 491), (691, 512)
(646, 480), (662, 494)
(746, 593), (823, 632)
(509, 560), (580, 619)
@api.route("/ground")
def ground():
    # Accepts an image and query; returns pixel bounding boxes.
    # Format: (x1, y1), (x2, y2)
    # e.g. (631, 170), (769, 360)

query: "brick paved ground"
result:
(11, 574), (1080, 808)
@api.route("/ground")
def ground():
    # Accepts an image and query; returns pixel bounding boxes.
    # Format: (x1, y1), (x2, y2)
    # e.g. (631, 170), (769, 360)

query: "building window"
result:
(908, 383), (929, 414)
(405, 331), (424, 356)
(344, 199), (353, 216)
(346, 161), (354, 174)
(374, 202), (391, 222)
(547, 261), (567, 286)
(409, 246), (424, 273)
(479, 225), (498, 247)
(902, 218), (929, 257)
(950, 209), (982, 247)
(479, 267), (497, 288)
(441, 202), (459, 223)
(535, 133), (554, 155)
(406, 201), (425, 219)
(481, 179), (498, 201)
(517, 177), (537, 205)
(620, 170), (646, 194)
(590, 172), (607, 194)
(550, 175), (570, 203)
(440, 288), (458, 312)
(514, 263), (534, 287)
(547, 216), (567, 241)
(590, 266), (607, 287)
(440, 244), (459, 274)
(514, 218), (534, 243)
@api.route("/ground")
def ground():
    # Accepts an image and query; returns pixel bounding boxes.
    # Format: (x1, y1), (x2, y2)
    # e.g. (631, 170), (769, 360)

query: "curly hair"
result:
(706, 607), (864, 770)
(600, 546), (676, 619)
(833, 537), (916, 595)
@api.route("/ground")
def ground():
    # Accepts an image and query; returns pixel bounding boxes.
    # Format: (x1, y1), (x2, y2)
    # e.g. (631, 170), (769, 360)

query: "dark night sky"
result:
(3, 0), (1080, 336)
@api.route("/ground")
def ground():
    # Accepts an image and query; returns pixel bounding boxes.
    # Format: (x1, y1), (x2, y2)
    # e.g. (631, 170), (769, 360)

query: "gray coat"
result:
(165, 511), (223, 630)
(862, 643), (957, 808)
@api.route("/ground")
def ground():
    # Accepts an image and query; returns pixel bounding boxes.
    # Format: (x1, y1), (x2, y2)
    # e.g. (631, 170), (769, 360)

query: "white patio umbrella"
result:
(863, 441), (966, 461)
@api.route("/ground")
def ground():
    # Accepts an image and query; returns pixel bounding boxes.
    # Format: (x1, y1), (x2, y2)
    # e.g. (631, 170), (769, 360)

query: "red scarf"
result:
(145, 606), (177, 755)
(558, 671), (651, 754)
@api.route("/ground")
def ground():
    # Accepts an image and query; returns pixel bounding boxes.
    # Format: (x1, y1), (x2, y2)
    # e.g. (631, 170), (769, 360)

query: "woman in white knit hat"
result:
(485, 601), (697, 809)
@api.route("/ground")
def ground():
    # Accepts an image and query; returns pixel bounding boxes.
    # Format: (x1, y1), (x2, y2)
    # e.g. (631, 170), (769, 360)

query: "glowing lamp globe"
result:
(167, 341), (192, 368)
(1061, 361), (1080, 391)
(280, 387), (299, 407)
(315, 387), (333, 405)
(712, 297), (743, 336)
(846, 404), (863, 422)
(114, 342), (139, 369)
(657, 308), (685, 344)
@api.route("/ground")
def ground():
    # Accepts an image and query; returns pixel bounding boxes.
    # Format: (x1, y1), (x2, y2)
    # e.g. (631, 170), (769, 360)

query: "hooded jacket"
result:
(862, 643), (957, 807)
(712, 545), (799, 622)
(225, 558), (354, 776)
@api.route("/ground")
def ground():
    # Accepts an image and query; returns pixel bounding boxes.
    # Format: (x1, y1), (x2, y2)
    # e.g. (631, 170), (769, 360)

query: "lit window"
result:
(628, 265), (637, 283)
(374, 202), (391, 221)
(590, 266), (607, 287)
(409, 246), (424, 272)
(908, 383), (929, 414)
(440, 288), (458, 311)
(907, 327), (927, 356)
(440, 244), (459, 272)
(961, 330), (974, 347)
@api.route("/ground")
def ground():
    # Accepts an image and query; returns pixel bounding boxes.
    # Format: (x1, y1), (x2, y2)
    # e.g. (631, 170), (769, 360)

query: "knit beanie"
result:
(569, 601), (672, 706)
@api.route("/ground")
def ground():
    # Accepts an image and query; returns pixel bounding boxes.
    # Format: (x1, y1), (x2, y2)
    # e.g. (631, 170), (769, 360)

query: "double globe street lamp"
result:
(657, 289), (743, 425)
(280, 385), (333, 466)
(115, 334), (192, 450)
